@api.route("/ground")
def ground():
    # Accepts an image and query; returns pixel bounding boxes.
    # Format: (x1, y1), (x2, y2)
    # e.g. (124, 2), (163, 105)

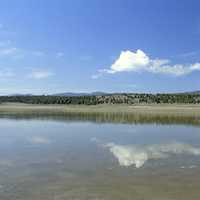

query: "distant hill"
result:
(181, 91), (200, 94)
(1, 91), (200, 104)
(9, 94), (33, 96)
(52, 91), (107, 96)
(189, 91), (200, 94)
(4, 90), (200, 97)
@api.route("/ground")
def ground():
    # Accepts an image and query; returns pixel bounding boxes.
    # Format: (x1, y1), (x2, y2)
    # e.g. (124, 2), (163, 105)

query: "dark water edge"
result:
(0, 112), (200, 126)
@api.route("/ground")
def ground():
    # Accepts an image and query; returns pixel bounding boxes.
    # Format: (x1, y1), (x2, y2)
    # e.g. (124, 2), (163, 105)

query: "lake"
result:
(0, 114), (200, 200)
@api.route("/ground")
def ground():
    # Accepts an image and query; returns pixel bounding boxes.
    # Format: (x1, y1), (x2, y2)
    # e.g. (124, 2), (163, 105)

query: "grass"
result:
(0, 103), (200, 116)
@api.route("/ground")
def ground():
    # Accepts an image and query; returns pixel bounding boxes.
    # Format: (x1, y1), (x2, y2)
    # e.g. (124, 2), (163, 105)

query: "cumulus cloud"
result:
(93, 49), (200, 78)
(110, 50), (150, 73)
(105, 142), (200, 168)
(29, 69), (54, 79)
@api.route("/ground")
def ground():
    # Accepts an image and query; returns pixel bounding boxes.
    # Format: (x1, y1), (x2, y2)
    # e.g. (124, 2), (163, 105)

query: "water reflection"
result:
(1, 115), (200, 199)
(0, 111), (200, 125)
(104, 142), (200, 168)
(29, 136), (51, 144)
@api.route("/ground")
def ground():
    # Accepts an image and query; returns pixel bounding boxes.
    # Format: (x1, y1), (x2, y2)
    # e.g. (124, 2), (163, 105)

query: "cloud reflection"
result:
(29, 136), (51, 144)
(105, 142), (200, 168)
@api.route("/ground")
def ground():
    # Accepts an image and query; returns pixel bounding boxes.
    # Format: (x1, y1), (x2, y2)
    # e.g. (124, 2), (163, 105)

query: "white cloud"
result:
(110, 50), (150, 73)
(91, 71), (103, 79)
(0, 40), (62, 60)
(93, 49), (200, 78)
(29, 69), (54, 79)
(32, 51), (45, 57)
(91, 74), (99, 79)
(56, 52), (64, 58)
(179, 51), (199, 57)
(0, 45), (25, 59)
(0, 40), (46, 59)
(0, 47), (18, 56)
(105, 142), (200, 168)
(0, 40), (11, 47)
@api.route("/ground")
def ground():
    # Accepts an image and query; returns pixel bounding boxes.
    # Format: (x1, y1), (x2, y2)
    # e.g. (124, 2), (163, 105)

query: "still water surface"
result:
(0, 114), (200, 199)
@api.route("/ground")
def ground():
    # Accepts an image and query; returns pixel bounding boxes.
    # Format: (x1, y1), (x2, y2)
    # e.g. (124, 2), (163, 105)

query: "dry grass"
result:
(0, 103), (200, 117)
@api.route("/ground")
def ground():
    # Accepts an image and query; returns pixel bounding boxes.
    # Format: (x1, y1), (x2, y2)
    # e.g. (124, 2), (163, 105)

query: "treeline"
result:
(0, 93), (200, 105)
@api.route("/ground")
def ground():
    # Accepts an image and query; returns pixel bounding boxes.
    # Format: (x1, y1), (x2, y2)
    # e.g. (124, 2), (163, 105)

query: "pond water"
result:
(0, 114), (200, 200)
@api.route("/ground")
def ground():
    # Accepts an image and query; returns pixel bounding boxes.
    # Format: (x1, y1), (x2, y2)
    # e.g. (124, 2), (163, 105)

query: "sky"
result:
(0, 0), (200, 94)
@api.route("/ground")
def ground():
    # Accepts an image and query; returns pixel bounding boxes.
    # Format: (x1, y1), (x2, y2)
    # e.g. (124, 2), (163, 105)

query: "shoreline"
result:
(0, 103), (200, 125)
(0, 103), (200, 116)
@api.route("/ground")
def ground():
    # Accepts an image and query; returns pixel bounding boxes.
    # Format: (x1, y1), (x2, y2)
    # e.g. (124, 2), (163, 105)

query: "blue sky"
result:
(0, 0), (200, 94)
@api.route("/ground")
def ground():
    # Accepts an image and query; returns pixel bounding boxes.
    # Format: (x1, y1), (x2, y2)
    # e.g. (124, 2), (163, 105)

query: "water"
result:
(0, 114), (200, 199)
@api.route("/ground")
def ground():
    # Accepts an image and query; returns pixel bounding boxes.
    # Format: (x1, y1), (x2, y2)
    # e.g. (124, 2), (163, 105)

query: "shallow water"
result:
(0, 115), (200, 199)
